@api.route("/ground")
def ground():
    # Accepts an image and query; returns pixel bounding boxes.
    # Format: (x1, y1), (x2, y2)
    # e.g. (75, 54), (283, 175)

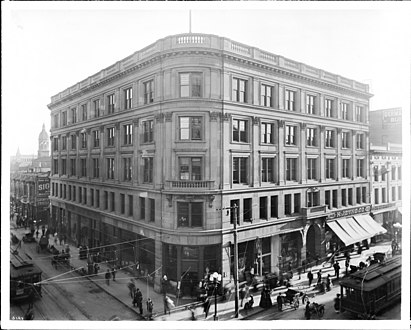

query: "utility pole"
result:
(218, 204), (239, 318)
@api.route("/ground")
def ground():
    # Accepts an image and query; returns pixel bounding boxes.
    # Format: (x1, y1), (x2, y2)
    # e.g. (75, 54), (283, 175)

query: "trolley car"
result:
(339, 256), (401, 318)
(10, 252), (42, 302)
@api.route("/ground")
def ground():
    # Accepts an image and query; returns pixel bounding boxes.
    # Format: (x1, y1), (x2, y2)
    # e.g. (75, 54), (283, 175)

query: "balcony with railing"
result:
(165, 180), (215, 190)
(301, 205), (328, 217)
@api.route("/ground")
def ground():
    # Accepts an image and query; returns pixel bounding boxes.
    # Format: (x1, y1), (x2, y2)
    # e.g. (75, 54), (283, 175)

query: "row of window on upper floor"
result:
(52, 115), (368, 152)
(52, 73), (368, 129)
(52, 152), (368, 186)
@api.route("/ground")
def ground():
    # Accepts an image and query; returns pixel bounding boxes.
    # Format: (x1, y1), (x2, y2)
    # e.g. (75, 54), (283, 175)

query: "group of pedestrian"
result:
(104, 267), (117, 285)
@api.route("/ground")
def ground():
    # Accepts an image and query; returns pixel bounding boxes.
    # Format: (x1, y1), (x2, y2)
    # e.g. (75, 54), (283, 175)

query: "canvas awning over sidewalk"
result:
(327, 215), (387, 246)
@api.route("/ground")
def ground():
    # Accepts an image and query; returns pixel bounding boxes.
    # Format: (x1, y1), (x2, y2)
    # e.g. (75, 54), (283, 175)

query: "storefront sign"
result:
(37, 178), (50, 197)
(327, 205), (371, 220)
(382, 108), (401, 126)
(37, 199), (49, 207)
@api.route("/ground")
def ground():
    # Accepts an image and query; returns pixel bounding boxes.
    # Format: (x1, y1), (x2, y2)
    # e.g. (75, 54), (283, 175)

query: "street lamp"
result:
(211, 272), (221, 321)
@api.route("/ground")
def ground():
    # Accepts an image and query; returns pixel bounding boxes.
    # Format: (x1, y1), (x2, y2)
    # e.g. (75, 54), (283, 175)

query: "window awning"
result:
(327, 215), (387, 246)
(353, 214), (387, 236)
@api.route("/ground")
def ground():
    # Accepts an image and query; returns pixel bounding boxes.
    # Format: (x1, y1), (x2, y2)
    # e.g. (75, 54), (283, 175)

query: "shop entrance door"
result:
(306, 225), (321, 263)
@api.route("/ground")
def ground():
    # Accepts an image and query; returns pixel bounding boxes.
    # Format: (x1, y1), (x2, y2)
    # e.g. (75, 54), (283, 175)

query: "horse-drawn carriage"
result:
(51, 252), (71, 269)
(279, 288), (308, 310)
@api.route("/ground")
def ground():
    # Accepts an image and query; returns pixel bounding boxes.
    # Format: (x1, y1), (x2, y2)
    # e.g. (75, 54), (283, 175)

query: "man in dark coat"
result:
(134, 288), (143, 314)
(333, 261), (340, 279)
(105, 269), (111, 285)
(111, 267), (116, 281)
(317, 270), (322, 285)
(203, 296), (211, 318)
(277, 294), (283, 311)
(146, 298), (154, 320)
(307, 270), (314, 287)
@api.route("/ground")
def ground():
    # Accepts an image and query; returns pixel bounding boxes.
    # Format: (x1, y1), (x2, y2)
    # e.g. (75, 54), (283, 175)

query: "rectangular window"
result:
(285, 125), (297, 145)
(348, 188), (353, 205)
(261, 84), (273, 107)
(54, 114), (59, 128)
(70, 159), (76, 176)
(62, 111), (67, 126)
(356, 133), (365, 149)
(286, 158), (297, 181)
(232, 77), (248, 103)
(110, 192), (115, 212)
(243, 198), (252, 222)
(80, 132), (87, 149)
(332, 190), (338, 208)
(81, 104), (87, 121)
(61, 159), (67, 175)
(123, 158), (132, 181)
(120, 194), (125, 214)
(179, 116), (202, 140)
(261, 158), (275, 183)
(398, 166), (402, 179)
(62, 136), (67, 150)
(124, 87), (133, 110)
(284, 194), (292, 215)
(342, 189), (347, 206)
(143, 157), (153, 183)
(96, 189), (100, 208)
(83, 187), (87, 204)
(142, 120), (154, 143)
(325, 190), (331, 209)
(233, 157), (248, 184)
(398, 186), (402, 200)
(270, 196), (278, 218)
(307, 158), (317, 180)
(71, 108), (77, 123)
(342, 159), (350, 178)
(285, 90), (296, 111)
(78, 186), (82, 203)
(179, 157), (202, 180)
(128, 195), (133, 216)
(294, 193), (301, 213)
(341, 102), (349, 120)
(325, 130), (335, 148)
(355, 106), (364, 122)
(233, 119), (249, 143)
(71, 134), (77, 150)
(374, 188), (379, 204)
(80, 158), (87, 177)
(72, 185), (76, 202)
(107, 94), (115, 114)
(107, 127), (115, 146)
(341, 132), (350, 149)
(306, 94), (316, 114)
(92, 158), (100, 178)
(68, 185), (72, 200)
(94, 100), (100, 118)
(90, 189), (94, 206)
(123, 124), (133, 145)
(53, 159), (58, 175)
(149, 198), (155, 222)
(356, 187), (362, 204)
(104, 191), (109, 210)
(261, 122), (274, 144)
(180, 73), (202, 97)
(177, 202), (203, 227)
(326, 159), (335, 179)
(325, 99), (334, 118)
(140, 197), (145, 220)
(307, 191), (320, 207)
(356, 159), (364, 178)
(53, 137), (59, 151)
(144, 80), (154, 104)
(260, 197), (267, 220)
(107, 158), (115, 179)
(391, 166), (396, 180)
(362, 187), (367, 203)
(306, 127), (317, 147)
(93, 130), (100, 148)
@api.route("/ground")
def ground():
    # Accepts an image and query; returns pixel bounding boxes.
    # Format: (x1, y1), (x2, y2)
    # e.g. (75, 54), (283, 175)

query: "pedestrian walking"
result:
(239, 286), (246, 307)
(127, 279), (136, 298)
(345, 257), (350, 276)
(146, 298), (154, 320)
(317, 270), (322, 285)
(333, 261), (340, 279)
(111, 267), (116, 281)
(94, 262), (99, 275)
(105, 269), (111, 285)
(134, 288), (143, 314)
(164, 296), (174, 315)
(326, 274), (332, 291)
(277, 294), (283, 312)
(203, 296), (211, 318)
(307, 270), (313, 287)
(35, 229), (39, 239)
(334, 294), (341, 313)
(305, 301), (311, 320)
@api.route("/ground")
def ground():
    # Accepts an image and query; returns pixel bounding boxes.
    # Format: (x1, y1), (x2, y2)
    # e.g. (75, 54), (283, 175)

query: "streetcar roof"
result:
(10, 252), (42, 277)
(339, 256), (401, 291)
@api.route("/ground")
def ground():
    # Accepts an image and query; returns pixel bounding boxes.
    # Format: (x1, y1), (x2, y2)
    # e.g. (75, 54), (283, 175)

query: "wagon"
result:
(36, 236), (49, 253)
(51, 253), (71, 269)
(281, 288), (308, 309)
(22, 232), (36, 243)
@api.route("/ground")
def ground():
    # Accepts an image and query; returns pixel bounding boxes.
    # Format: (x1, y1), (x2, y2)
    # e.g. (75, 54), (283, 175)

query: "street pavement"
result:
(10, 221), (395, 321)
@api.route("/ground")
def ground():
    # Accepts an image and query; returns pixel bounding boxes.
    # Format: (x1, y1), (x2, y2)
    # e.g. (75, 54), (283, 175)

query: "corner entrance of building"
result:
(306, 224), (322, 263)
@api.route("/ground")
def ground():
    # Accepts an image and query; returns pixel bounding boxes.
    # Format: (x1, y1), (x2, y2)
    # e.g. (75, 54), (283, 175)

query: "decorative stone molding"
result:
(133, 118), (139, 127)
(253, 116), (260, 125)
(301, 123), (307, 130)
(165, 112), (173, 122)
(99, 125), (105, 132)
(208, 195), (215, 208)
(278, 120), (285, 128)
(222, 113), (231, 121)
(166, 194), (172, 207)
(155, 113), (165, 123)
(210, 112), (219, 121)
(115, 122), (120, 130)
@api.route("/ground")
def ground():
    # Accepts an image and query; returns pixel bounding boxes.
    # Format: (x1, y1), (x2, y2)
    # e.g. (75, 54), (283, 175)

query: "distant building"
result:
(369, 108), (402, 145)
(11, 124), (51, 226)
(48, 33), (383, 294)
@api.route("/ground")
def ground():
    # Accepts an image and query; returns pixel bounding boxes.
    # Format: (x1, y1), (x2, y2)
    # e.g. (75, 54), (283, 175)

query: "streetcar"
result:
(10, 252), (42, 302)
(339, 255), (401, 319)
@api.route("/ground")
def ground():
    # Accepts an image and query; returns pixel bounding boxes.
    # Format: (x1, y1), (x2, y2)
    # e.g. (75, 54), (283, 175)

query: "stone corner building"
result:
(48, 33), (376, 294)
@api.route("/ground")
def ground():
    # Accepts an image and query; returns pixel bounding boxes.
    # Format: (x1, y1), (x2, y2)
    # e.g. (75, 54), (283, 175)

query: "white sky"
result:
(3, 3), (411, 156)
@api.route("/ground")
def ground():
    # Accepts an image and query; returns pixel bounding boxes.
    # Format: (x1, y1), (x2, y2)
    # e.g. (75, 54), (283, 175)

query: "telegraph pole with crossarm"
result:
(217, 203), (239, 318)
